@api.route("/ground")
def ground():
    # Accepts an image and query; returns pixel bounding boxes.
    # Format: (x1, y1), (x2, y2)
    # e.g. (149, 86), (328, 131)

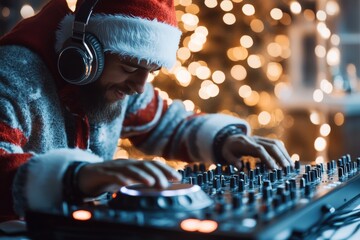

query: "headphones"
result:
(57, 0), (104, 85)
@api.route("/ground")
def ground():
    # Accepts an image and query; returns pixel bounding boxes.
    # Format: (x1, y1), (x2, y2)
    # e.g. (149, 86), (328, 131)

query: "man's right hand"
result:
(77, 159), (182, 197)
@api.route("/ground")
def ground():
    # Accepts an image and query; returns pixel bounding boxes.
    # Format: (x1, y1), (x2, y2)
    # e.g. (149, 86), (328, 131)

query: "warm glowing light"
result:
(327, 47), (340, 66)
(112, 192), (117, 198)
(314, 137), (327, 151)
(66, 0), (77, 12)
(266, 62), (283, 81)
(310, 111), (320, 125)
(267, 42), (282, 57)
(270, 8), (283, 20)
(198, 220), (218, 233)
(196, 66), (211, 79)
(291, 154), (300, 161)
(326, 1), (340, 16)
(242, 4), (255, 16)
(317, 22), (331, 39)
(315, 45), (326, 58)
(204, 0), (217, 8)
(290, 1), (301, 14)
(195, 26), (209, 36)
(212, 71), (226, 84)
(183, 100), (195, 111)
(275, 35), (290, 47)
(223, 13), (236, 25)
(20, 4), (35, 18)
(187, 62), (201, 75)
(182, 13), (199, 26)
(240, 35), (253, 48)
(2, 7), (10, 17)
(244, 91), (260, 106)
(258, 111), (271, 125)
(220, 0), (233, 11)
(320, 124), (331, 136)
(185, 4), (200, 14)
(231, 65), (247, 80)
(247, 55), (262, 69)
(250, 19), (264, 33)
(72, 210), (92, 221)
(176, 68), (192, 87)
(316, 10), (327, 21)
(303, 9), (315, 21)
(313, 89), (324, 102)
(330, 34), (340, 46)
(179, 0), (192, 7)
(320, 79), (333, 94)
(274, 82), (292, 100)
(227, 47), (248, 61)
(180, 219), (201, 232)
(188, 41), (203, 52)
(334, 112), (344, 126)
(177, 47), (191, 61)
(238, 85), (252, 98)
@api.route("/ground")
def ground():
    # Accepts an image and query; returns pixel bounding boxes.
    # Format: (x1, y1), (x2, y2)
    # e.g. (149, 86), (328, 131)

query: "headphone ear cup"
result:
(57, 33), (104, 85)
(84, 33), (104, 83)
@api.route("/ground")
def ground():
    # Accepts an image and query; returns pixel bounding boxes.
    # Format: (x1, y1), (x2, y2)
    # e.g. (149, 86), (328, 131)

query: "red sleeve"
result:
(0, 122), (32, 222)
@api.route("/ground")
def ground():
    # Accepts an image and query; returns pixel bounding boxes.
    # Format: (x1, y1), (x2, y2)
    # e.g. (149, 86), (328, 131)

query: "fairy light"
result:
(250, 19), (264, 33)
(270, 8), (283, 21)
(290, 1), (301, 14)
(313, 89), (324, 102)
(183, 100), (195, 111)
(20, 4), (35, 19)
(212, 71), (226, 84)
(223, 13), (236, 25)
(320, 124), (331, 136)
(231, 65), (247, 80)
(238, 85), (252, 98)
(66, 0), (77, 12)
(220, 0), (233, 12)
(2, 7), (10, 17)
(242, 4), (255, 16)
(240, 35), (253, 48)
(247, 54), (262, 69)
(204, 0), (217, 8)
(314, 137), (327, 152)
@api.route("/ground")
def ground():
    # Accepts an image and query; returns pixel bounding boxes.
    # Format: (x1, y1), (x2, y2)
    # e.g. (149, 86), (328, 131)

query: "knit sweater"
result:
(0, 44), (249, 221)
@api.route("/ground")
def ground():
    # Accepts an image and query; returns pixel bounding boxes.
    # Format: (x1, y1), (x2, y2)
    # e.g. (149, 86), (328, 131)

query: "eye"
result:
(121, 64), (138, 73)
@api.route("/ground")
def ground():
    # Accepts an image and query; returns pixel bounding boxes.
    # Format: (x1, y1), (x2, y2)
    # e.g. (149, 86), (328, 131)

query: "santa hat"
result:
(55, 0), (182, 69)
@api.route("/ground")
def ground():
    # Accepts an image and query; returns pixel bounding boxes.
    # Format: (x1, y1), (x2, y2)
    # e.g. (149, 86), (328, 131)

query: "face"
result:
(78, 53), (160, 123)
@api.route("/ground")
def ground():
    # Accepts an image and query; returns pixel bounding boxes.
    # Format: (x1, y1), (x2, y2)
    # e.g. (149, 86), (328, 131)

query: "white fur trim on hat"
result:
(56, 14), (182, 69)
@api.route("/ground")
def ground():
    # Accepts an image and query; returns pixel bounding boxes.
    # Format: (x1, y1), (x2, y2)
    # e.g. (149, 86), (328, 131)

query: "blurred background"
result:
(1, 0), (359, 165)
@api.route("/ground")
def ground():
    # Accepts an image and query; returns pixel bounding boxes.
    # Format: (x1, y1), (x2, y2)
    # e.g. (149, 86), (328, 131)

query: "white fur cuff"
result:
(24, 148), (103, 214)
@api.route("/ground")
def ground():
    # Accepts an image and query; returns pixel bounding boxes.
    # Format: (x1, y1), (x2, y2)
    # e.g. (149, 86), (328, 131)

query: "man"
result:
(0, 0), (292, 222)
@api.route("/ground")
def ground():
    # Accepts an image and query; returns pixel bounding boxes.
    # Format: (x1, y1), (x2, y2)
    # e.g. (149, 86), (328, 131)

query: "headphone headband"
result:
(72, 0), (99, 42)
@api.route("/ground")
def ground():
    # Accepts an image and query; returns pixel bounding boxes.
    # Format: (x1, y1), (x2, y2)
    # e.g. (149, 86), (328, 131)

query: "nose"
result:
(128, 71), (149, 94)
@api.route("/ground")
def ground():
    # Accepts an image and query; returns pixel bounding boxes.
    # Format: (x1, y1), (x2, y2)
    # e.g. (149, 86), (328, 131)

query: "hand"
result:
(221, 134), (293, 169)
(77, 159), (182, 197)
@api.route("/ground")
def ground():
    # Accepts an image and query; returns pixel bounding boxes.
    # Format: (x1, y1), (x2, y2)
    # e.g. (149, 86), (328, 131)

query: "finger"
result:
(255, 140), (290, 168)
(136, 161), (172, 189)
(120, 165), (157, 186)
(232, 135), (279, 169)
(254, 137), (293, 168)
(151, 161), (182, 181)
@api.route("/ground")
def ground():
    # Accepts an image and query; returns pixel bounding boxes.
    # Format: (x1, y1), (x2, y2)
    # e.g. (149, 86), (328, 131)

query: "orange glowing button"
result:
(112, 192), (117, 198)
(180, 218), (201, 232)
(198, 220), (218, 233)
(72, 210), (92, 221)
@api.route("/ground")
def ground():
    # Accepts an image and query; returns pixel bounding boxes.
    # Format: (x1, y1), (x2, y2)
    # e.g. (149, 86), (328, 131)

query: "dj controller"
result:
(26, 155), (360, 240)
